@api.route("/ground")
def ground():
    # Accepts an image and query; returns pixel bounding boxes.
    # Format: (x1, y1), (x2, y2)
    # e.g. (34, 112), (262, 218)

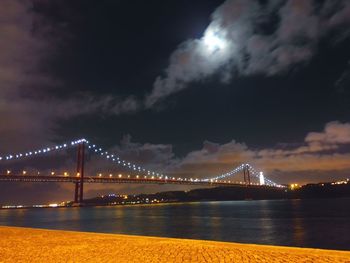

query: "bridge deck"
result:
(0, 175), (275, 188)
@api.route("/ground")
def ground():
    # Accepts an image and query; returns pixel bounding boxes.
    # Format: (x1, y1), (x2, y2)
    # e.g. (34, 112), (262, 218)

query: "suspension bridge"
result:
(0, 139), (284, 203)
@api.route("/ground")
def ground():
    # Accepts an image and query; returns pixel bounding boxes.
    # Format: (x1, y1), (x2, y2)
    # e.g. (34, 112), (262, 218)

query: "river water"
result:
(1, 198), (349, 250)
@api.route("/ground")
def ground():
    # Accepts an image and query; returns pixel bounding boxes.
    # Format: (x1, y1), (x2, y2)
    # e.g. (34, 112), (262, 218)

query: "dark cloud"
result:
(146, 0), (350, 107)
(1, 0), (348, 152)
(336, 60), (350, 91)
(305, 121), (350, 145)
(0, 1), (140, 152)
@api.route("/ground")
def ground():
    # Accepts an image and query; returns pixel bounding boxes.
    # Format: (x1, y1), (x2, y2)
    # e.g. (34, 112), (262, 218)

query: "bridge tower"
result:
(74, 142), (85, 203)
(243, 164), (251, 185)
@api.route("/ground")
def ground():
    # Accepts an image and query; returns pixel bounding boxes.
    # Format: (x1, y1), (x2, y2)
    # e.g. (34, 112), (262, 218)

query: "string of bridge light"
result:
(203, 163), (281, 187)
(0, 138), (281, 186)
(0, 138), (191, 182)
(86, 142), (246, 184)
(203, 164), (245, 182)
(0, 139), (88, 161)
(86, 143), (169, 180)
(245, 164), (283, 187)
(243, 165), (276, 186)
(87, 143), (246, 183)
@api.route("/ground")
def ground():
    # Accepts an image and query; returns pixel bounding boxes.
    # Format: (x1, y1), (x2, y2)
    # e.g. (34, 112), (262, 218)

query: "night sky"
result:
(1, 0), (350, 204)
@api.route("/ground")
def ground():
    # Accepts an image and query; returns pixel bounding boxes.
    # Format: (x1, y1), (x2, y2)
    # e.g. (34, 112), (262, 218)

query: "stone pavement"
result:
(0, 226), (349, 262)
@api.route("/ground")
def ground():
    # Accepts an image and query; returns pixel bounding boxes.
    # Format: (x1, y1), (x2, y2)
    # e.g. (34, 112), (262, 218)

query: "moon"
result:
(203, 28), (227, 52)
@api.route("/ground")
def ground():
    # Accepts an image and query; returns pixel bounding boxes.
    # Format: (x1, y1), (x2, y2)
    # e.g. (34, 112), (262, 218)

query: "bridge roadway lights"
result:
(0, 175), (282, 189)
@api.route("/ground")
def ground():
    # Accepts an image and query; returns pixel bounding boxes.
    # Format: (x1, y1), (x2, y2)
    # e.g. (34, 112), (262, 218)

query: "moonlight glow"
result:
(203, 28), (227, 52)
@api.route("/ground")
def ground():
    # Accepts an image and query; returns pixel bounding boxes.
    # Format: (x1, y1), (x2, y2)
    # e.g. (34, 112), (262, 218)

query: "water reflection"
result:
(290, 200), (306, 246)
(0, 198), (349, 250)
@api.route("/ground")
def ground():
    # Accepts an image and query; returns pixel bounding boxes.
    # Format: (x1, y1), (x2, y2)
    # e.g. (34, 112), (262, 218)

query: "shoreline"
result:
(2, 196), (350, 210)
(0, 226), (349, 262)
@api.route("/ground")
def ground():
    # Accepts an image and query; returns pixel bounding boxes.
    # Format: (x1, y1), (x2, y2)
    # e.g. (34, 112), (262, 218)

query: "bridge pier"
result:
(74, 142), (85, 204)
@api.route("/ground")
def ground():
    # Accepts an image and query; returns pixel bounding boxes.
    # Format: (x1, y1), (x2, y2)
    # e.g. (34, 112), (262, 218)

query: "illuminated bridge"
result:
(0, 139), (284, 203)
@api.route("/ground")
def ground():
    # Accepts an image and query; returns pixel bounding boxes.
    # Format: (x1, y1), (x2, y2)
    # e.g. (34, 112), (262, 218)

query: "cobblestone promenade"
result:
(0, 226), (349, 262)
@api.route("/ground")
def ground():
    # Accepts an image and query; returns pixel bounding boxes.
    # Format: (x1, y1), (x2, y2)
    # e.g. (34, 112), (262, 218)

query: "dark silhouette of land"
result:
(81, 181), (350, 206)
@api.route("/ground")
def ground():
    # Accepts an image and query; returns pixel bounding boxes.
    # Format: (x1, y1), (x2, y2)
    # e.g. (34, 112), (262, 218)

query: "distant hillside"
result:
(80, 182), (350, 206)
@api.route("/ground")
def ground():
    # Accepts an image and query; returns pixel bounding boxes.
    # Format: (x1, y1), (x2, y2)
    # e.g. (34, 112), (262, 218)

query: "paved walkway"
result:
(0, 226), (349, 262)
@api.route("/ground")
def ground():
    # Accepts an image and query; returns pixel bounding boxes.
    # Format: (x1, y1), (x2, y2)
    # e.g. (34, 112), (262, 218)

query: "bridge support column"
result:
(74, 182), (79, 203)
(243, 167), (246, 184)
(243, 165), (251, 185)
(74, 142), (85, 204)
(247, 166), (251, 185)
